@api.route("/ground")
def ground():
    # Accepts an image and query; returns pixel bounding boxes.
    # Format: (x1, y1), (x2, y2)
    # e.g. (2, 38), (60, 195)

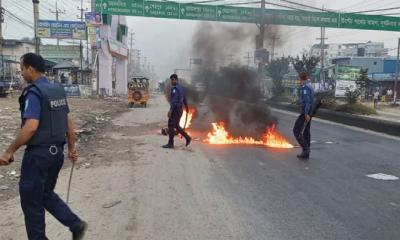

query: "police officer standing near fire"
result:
(293, 72), (315, 159)
(0, 53), (87, 240)
(162, 74), (192, 148)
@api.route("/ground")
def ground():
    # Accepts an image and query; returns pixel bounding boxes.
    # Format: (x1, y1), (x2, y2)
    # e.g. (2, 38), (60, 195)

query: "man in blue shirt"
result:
(293, 72), (315, 159)
(0, 53), (87, 240)
(162, 74), (192, 148)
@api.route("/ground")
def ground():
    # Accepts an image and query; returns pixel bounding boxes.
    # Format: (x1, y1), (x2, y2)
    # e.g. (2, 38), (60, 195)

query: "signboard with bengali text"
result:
(95, 0), (400, 32)
(37, 20), (86, 40)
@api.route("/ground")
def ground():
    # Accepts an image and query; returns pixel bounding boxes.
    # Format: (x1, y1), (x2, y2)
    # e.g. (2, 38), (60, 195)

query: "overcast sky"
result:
(3, 0), (400, 78)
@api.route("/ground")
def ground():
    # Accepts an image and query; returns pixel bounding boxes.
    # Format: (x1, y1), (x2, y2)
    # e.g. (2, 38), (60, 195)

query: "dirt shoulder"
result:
(0, 93), (243, 240)
(0, 95), (127, 202)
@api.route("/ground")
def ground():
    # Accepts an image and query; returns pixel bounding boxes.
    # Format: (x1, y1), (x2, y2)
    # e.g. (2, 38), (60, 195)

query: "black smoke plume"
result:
(189, 22), (282, 138)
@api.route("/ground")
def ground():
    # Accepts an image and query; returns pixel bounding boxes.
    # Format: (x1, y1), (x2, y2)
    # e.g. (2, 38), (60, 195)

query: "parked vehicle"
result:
(128, 76), (150, 107)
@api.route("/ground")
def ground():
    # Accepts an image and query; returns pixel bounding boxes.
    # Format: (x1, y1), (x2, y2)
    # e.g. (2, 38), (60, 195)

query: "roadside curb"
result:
(268, 102), (400, 137)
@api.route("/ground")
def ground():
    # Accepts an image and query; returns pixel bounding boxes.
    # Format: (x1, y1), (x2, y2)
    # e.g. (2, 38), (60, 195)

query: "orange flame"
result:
(179, 108), (195, 129)
(205, 122), (293, 148)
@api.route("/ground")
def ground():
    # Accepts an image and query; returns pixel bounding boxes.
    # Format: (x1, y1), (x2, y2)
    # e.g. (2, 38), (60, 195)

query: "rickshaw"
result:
(128, 76), (150, 107)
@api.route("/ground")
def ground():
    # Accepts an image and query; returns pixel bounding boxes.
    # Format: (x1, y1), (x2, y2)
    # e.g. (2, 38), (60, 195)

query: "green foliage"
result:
(291, 54), (320, 76)
(355, 68), (372, 92)
(265, 56), (290, 97)
(345, 89), (361, 104)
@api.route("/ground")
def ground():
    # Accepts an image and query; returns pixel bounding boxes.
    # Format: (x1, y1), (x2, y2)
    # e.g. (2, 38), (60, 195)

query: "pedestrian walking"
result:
(162, 74), (192, 148)
(0, 53), (87, 240)
(373, 89), (380, 108)
(293, 72), (315, 159)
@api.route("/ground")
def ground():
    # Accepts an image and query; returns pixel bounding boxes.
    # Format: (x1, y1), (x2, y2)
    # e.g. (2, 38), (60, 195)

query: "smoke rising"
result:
(189, 22), (283, 138)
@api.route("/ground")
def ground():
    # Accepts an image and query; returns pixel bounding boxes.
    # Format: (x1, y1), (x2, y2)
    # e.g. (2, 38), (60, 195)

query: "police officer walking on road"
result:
(293, 72), (315, 159)
(162, 74), (192, 148)
(0, 53), (88, 240)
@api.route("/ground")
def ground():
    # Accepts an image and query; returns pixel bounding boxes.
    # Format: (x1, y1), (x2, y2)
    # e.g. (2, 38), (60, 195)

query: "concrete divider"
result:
(268, 102), (400, 137)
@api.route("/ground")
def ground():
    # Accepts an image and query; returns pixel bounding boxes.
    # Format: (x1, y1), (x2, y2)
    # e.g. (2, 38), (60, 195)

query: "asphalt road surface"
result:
(198, 109), (400, 240)
(1, 94), (399, 240)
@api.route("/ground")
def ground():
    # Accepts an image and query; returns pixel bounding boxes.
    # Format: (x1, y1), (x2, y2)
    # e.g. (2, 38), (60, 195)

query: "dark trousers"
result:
(19, 146), (82, 240)
(168, 108), (190, 145)
(293, 113), (312, 151)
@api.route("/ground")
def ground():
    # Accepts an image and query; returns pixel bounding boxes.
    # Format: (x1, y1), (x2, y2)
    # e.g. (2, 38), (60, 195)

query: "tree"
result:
(345, 89), (361, 104)
(355, 68), (371, 93)
(265, 56), (290, 96)
(291, 54), (320, 76)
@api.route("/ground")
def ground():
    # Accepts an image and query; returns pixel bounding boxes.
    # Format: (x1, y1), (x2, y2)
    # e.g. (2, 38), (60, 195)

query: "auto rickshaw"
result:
(128, 76), (150, 107)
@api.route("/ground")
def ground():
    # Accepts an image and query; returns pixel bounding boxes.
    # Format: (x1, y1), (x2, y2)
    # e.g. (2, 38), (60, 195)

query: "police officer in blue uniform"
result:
(0, 53), (87, 240)
(162, 74), (192, 148)
(293, 72), (315, 159)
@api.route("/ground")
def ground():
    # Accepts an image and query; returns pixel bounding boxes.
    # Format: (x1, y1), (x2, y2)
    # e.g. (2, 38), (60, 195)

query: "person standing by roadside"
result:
(0, 53), (87, 240)
(373, 89), (380, 109)
(293, 72), (315, 159)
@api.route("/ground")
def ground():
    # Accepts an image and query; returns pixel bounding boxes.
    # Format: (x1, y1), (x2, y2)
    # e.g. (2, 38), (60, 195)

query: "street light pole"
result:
(257, 0), (265, 74)
(77, 0), (88, 83)
(33, 0), (40, 54)
(259, 0), (265, 49)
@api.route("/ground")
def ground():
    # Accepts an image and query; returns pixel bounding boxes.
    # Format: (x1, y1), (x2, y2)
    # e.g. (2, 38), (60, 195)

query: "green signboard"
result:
(95, 0), (400, 32)
(340, 13), (400, 32)
(144, 1), (179, 19)
(337, 66), (362, 81)
(264, 9), (339, 28)
(217, 6), (257, 23)
(181, 4), (217, 21)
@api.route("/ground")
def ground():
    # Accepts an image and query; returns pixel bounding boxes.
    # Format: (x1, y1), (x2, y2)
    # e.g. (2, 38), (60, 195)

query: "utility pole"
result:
(129, 32), (135, 77)
(317, 27), (327, 89)
(90, 0), (99, 93)
(136, 50), (141, 74)
(1, 0), (5, 81)
(394, 38), (399, 105)
(129, 32), (135, 65)
(143, 56), (147, 75)
(259, 0), (265, 49)
(244, 52), (251, 69)
(50, 0), (65, 46)
(271, 36), (280, 61)
(256, 0), (266, 74)
(33, 0), (40, 54)
(91, 0), (96, 68)
(77, 0), (88, 82)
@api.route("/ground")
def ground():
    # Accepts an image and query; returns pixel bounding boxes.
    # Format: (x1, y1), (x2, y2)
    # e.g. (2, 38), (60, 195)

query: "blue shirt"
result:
(170, 84), (187, 110)
(299, 83), (314, 115)
(23, 77), (69, 120)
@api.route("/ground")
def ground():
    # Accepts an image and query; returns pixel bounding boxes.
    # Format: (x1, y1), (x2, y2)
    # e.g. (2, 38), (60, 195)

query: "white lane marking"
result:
(271, 108), (400, 141)
(366, 173), (399, 181)
(258, 162), (265, 166)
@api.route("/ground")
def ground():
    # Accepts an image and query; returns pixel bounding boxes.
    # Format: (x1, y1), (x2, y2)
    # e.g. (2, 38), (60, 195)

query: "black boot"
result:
(162, 141), (174, 148)
(297, 149), (310, 159)
(185, 136), (192, 147)
(72, 221), (88, 240)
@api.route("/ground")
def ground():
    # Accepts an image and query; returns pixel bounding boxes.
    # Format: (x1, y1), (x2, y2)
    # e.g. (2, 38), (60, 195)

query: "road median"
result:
(268, 101), (400, 137)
